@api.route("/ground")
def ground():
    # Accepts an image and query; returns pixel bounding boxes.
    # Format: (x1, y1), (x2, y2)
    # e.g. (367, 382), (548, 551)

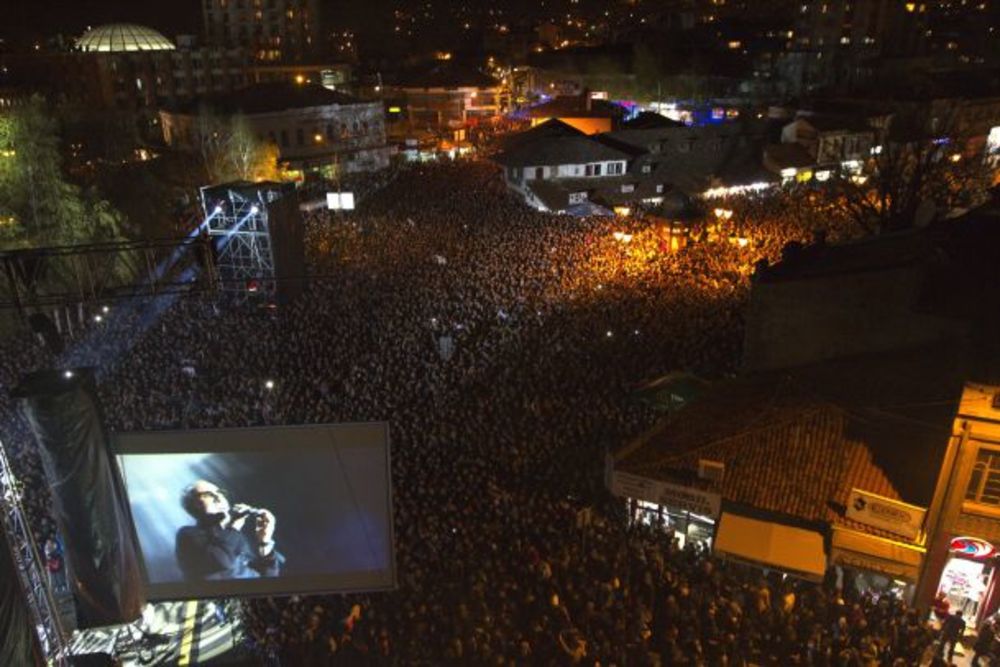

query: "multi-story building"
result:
(785, 0), (929, 93)
(0, 24), (253, 157)
(202, 0), (321, 63)
(159, 82), (391, 176)
(493, 117), (772, 214)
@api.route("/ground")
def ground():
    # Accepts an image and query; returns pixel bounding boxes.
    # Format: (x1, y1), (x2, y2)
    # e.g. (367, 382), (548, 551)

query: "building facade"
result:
(202, 0), (321, 62)
(160, 82), (390, 175)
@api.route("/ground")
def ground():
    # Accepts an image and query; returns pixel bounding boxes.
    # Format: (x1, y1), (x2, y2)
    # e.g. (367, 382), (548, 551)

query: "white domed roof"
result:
(76, 24), (175, 53)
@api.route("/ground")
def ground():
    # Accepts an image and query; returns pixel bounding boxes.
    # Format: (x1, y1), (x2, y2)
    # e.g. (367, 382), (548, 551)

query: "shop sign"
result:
(950, 536), (995, 559)
(610, 470), (721, 518)
(846, 488), (926, 541)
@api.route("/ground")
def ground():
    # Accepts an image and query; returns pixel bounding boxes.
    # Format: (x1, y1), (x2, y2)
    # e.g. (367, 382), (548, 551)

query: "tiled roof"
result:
(616, 343), (964, 542)
(493, 136), (631, 168)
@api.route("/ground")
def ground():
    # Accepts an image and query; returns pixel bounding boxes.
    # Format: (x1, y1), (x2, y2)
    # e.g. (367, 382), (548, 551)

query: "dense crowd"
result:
(0, 160), (970, 665)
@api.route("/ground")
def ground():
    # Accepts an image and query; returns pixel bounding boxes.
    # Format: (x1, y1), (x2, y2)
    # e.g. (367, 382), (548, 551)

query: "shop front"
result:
(936, 536), (999, 623)
(609, 470), (720, 549)
(829, 525), (925, 602)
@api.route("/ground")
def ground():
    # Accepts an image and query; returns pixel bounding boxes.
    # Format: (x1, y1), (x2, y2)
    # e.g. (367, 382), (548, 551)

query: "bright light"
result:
(294, 74), (306, 84)
(702, 182), (772, 198)
(101, 305), (109, 314)
(63, 370), (74, 379)
(265, 380), (275, 390)
(213, 205), (223, 214)
(94, 315), (103, 323)
(612, 231), (633, 243)
(989, 127), (1000, 153)
(613, 206), (632, 217)
(815, 170), (831, 182)
(950, 153), (962, 163)
(388, 106), (402, 113)
(871, 145), (883, 155)
(713, 208), (733, 220)
(314, 133), (323, 143)
(606, 330), (613, 338)
(249, 205), (259, 214)
(780, 168), (798, 179)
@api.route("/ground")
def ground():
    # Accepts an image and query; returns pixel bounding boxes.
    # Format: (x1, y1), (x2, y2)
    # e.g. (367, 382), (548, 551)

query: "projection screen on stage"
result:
(114, 423), (395, 600)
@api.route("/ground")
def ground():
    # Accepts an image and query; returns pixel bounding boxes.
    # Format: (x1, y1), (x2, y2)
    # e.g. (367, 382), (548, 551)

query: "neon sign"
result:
(950, 537), (996, 559)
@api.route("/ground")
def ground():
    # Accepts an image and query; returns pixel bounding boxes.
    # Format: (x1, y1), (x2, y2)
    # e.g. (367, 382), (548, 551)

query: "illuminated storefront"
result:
(936, 537), (997, 621)
(609, 470), (720, 549)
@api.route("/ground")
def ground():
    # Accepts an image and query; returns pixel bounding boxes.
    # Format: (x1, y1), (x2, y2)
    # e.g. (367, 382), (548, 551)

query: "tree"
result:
(0, 95), (125, 249)
(197, 110), (279, 184)
(828, 106), (996, 235)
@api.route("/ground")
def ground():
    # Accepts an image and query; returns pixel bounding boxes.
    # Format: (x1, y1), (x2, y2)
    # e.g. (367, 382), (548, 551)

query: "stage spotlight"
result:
(265, 380), (275, 390)
(63, 370), (74, 379)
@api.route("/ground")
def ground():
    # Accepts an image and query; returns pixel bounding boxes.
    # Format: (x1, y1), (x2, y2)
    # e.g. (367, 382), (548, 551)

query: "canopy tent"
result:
(714, 511), (827, 581)
(565, 201), (614, 217)
(632, 371), (709, 413)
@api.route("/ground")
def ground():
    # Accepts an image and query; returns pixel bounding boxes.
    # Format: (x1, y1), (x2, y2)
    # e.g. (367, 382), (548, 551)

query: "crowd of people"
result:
(0, 159), (974, 665)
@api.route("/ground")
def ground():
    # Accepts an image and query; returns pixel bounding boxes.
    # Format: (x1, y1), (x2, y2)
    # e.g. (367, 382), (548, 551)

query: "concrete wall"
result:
(742, 263), (967, 372)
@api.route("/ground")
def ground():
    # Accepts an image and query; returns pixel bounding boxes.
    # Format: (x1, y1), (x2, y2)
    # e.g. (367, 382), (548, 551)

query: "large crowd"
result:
(0, 160), (979, 665)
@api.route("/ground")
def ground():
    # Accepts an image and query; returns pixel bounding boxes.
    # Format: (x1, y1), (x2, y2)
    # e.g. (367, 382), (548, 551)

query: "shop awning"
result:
(714, 511), (827, 580)
(829, 526), (924, 582)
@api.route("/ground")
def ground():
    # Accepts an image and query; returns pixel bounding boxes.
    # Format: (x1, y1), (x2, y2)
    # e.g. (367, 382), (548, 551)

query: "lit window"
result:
(967, 448), (1000, 505)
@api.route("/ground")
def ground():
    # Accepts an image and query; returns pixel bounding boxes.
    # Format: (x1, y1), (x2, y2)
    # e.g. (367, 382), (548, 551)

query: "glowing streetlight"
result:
(63, 370), (74, 379)
(314, 133), (323, 144)
(294, 74), (306, 84)
(265, 380), (275, 390)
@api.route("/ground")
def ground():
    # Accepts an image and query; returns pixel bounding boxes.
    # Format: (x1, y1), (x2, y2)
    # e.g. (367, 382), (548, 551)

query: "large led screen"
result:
(115, 423), (395, 600)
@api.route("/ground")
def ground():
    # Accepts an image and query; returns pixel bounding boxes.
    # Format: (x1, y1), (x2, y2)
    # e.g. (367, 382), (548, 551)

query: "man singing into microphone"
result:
(175, 480), (284, 580)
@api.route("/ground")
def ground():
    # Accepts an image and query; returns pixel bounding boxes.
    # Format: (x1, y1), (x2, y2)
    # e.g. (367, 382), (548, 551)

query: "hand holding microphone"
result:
(232, 504), (276, 554)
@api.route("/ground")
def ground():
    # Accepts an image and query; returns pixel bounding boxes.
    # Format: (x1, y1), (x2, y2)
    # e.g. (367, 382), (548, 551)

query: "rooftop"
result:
(163, 82), (364, 115)
(76, 24), (175, 53)
(615, 342), (965, 539)
(493, 134), (631, 168)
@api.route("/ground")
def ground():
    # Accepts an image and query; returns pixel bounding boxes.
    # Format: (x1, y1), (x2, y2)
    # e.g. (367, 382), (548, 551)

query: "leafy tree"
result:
(0, 95), (125, 249)
(197, 110), (279, 184)
(827, 106), (996, 234)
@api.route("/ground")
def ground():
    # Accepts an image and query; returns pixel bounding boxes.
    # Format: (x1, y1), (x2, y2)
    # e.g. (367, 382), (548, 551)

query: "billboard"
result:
(114, 423), (394, 600)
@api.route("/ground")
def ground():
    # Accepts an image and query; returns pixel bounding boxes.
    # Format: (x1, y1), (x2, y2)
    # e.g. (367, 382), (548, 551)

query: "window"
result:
(608, 162), (624, 175)
(621, 184), (635, 193)
(641, 164), (652, 174)
(966, 447), (1000, 505)
(586, 163), (602, 176)
(655, 184), (664, 193)
(568, 192), (587, 204)
(535, 167), (545, 180)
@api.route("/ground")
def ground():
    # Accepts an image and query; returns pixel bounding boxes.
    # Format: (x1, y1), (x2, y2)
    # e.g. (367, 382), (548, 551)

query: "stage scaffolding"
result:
(201, 184), (280, 298)
(0, 439), (68, 664)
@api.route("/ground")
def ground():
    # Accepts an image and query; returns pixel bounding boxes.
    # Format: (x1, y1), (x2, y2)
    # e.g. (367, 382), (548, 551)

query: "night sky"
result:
(2, 0), (386, 44)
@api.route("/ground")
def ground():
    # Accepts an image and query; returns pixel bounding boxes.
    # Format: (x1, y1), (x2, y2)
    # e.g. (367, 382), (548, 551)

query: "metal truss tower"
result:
(0, 439), (68, 663)
(202, 185), (279, 298)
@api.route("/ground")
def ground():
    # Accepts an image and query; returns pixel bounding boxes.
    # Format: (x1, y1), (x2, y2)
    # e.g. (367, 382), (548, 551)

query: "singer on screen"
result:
(175, 480), (284, 580)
